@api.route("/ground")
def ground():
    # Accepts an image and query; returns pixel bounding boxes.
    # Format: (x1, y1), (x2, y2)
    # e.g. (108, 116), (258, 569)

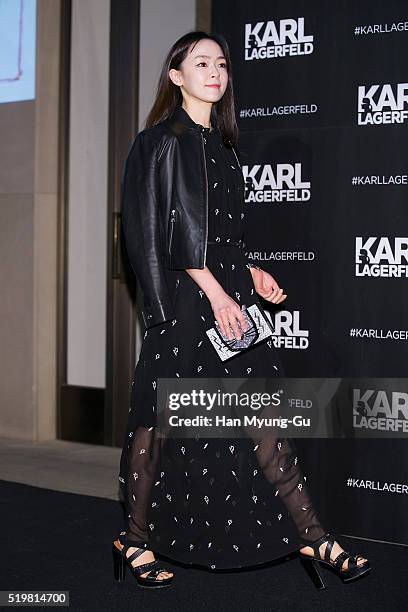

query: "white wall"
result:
(66, 0), (196, 384)
(139, 0), (196, 130)
(67, 0), (110, 387)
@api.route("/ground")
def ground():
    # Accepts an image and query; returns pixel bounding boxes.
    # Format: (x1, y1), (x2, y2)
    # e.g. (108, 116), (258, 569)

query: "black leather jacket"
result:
(121, 104), (250, 329)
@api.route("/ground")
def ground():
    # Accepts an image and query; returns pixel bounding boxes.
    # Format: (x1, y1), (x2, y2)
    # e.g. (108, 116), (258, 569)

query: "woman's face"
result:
(169, 38), (229, 104)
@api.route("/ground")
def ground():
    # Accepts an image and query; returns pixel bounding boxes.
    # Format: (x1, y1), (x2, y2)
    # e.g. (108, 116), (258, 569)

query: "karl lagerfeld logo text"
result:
(248, 251), (315, 262)
(245, 18), (314, 61)
(355, 237), (408, 277)
(358, 83), (408, 125)
(353, 388), (408, 432)
(243, 163), (311, 203)
(264, 310), (309, 349)
(347, 478), (408, 493)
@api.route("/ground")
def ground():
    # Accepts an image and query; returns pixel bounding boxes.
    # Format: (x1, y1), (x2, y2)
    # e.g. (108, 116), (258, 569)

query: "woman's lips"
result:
(206, 84), (221, 88)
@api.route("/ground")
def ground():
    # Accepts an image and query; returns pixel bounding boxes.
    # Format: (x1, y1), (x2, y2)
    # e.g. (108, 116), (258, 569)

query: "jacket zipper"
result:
(169, 208), (176, 255)
(200, 132), (209, 267)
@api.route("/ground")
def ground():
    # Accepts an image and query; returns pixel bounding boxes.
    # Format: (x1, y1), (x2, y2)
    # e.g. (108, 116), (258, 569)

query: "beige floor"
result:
(0, 437), (122, 500)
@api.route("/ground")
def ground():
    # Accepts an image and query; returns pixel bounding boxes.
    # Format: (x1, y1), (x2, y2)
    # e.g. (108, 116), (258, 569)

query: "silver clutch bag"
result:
(205, 303), (274, 361)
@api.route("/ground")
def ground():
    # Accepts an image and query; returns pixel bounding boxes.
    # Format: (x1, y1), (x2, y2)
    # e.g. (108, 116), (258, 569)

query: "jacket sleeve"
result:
(121, 130), (176, 329)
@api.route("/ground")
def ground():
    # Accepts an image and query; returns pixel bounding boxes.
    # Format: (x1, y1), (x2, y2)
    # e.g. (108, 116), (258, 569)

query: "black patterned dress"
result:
(117, 109), (326, 570)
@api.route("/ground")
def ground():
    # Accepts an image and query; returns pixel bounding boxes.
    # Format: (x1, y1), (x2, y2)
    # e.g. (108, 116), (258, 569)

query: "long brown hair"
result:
(144, 30), (239, 147)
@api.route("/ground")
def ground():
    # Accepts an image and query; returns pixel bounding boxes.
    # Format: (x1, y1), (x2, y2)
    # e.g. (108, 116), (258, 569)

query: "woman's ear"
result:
(169, 68), (182, 87)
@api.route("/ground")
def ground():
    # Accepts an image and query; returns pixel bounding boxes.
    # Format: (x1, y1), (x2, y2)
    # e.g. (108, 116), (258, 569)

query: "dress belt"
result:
(207, 239), (243, 247)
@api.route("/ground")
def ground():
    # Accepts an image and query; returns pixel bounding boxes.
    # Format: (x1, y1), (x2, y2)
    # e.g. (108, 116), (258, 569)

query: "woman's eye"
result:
(197, 62), (227, 69)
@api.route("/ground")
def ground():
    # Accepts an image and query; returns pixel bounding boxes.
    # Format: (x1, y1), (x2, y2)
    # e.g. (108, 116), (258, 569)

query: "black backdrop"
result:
(213, 0), (408, 544)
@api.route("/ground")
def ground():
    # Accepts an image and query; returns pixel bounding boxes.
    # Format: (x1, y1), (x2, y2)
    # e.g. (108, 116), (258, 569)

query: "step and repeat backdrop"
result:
(213, 0), (408, 544)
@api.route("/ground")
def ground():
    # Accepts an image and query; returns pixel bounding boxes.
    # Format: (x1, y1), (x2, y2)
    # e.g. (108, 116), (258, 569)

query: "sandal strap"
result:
(126, 548), (147, 565)
(332, 549), (351, 571)
(132, 559), (160, 576)
(301, 532), (333, 560)
(322, 538), (334, 563)
(144, 567), (169, 580)
(121, 544), (146, 565)
(336, 552), (368, 572)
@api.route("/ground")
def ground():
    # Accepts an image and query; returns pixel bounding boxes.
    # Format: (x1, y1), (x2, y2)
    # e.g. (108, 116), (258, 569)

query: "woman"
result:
(112, 30), (371, 590)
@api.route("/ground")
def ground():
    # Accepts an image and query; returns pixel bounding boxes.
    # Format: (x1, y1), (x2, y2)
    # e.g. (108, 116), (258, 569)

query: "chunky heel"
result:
(112, 545), (126, 581)
(299, 556), (326, 590)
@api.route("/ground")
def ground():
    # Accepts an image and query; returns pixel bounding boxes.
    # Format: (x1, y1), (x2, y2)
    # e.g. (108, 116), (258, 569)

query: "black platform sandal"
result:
(112, 541), (174, 588)
(298, 532), (371, 590)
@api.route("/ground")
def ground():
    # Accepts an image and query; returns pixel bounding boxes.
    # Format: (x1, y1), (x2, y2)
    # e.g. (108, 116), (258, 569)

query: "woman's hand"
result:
(249, 267), (287, 304)
(208, 290), (249, 340)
